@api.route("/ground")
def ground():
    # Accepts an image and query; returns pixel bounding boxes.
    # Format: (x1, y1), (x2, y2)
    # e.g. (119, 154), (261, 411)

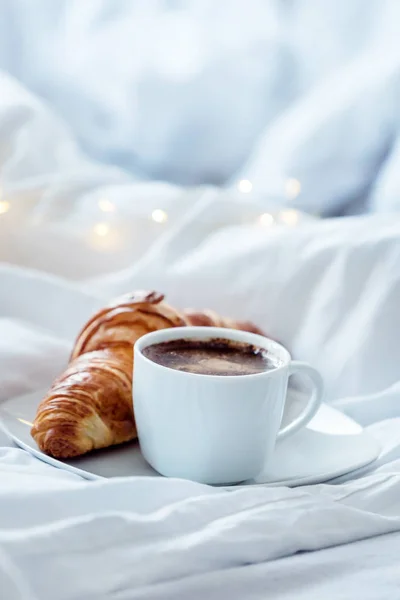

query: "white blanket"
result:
(0, 0), (400, 215)
(0, 3), (400, 597)
(1, 210), (400, 599)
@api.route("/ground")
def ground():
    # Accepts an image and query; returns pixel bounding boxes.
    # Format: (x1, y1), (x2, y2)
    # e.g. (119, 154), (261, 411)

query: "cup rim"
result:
(134, 326), (291, 380)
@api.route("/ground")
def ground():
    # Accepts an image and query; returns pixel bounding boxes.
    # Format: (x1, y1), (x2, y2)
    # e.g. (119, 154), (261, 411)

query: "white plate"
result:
(0, 388), (381, 488)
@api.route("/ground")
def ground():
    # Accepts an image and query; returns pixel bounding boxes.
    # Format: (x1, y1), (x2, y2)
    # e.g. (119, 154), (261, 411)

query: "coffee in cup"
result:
(134, 327), (324, 485)
(141, 337), (282, 376)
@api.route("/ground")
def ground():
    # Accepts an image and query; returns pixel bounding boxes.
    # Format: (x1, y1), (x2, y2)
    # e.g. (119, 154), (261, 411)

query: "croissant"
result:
(183, 308), (264, 336)
(31, 347), (134, 458)
(70, 290), (187, 359)
(32, 291), (264, 458)
(32, 291), (185, 458)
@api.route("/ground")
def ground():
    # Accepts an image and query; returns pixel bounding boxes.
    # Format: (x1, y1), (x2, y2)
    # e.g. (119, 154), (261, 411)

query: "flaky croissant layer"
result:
(32, 290), (264, 458)
(31, 347), (135, 458)
(71, 290), (186, 359)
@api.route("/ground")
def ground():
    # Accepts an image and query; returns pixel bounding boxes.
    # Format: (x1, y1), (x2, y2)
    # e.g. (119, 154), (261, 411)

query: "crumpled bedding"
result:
(0, 0), (399, 215)
(0, 2), (400, 598)
(1, 212), (400, 599)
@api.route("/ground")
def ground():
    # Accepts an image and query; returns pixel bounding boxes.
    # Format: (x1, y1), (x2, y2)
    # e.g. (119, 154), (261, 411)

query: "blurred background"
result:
(0, 0), (399, 278)
(0, 0), (398, 401)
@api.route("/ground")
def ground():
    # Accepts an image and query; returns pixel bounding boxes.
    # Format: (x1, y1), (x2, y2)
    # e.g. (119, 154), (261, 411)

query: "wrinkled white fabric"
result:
(1, 212), (400, 598)
(0, 122), (400, 599)
(0, 0), (399, 213)
(0, 2), (399, 598)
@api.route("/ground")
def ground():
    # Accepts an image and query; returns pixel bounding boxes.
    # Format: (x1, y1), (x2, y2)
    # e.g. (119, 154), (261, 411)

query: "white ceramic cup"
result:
(133, 327), (324, 485)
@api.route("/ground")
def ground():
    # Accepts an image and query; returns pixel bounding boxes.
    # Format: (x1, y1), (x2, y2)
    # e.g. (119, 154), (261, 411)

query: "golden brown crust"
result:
(71, 290), (186, 359)
(183, 308), (265, 336)
(31, 347), (136, 458)
(32, 292), (187, 458)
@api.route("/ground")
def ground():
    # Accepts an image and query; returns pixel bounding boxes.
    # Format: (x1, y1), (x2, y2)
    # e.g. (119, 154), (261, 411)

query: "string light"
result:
(98, 198), (115, 212)
(285, 178), (301, 200)
(17, 418), (33, 427)
(0, 200), (10, 215)
(93, 223), (110, 237)
(151, 209), (168, 223)
(237, 179), (253, 193)
(279, 209), (299, 226)
(258, 213), (274, 227)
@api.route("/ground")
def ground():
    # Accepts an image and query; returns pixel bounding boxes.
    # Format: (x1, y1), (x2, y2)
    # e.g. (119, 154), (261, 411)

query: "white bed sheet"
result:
(0, 0), (399, 215)
(1, 210), (400, 599)
(0, 6), (399, 596)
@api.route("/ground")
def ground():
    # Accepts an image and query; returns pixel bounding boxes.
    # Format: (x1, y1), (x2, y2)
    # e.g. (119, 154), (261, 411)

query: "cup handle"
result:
(276, 361), (324, 442)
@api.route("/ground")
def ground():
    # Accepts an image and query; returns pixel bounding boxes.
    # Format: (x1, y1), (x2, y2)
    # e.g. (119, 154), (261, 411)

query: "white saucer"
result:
(0, 388), (381, 487)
